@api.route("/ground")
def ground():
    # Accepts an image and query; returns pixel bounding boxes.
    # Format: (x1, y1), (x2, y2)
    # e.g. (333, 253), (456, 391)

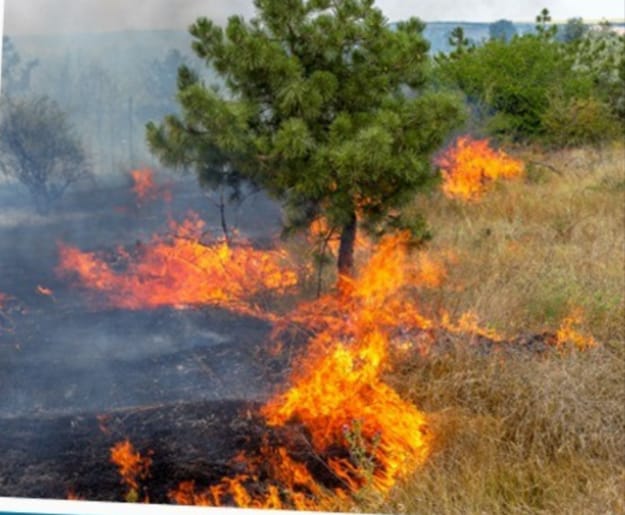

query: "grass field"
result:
(340, 142), (625, 514)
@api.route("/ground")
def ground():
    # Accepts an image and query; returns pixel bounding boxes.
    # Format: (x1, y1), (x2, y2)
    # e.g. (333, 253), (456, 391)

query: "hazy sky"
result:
(3, 0), (624, 35)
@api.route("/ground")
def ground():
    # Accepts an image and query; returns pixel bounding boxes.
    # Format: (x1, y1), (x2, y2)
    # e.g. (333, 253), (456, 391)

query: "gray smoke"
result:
(4, 0), (620, 36)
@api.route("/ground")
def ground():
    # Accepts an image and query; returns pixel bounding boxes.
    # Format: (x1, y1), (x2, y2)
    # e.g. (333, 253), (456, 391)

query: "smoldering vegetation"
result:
(0, 176), (284, 417)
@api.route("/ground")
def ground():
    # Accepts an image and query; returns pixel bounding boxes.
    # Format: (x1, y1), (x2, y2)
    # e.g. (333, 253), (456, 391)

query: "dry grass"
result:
(347, 142), (625, 514)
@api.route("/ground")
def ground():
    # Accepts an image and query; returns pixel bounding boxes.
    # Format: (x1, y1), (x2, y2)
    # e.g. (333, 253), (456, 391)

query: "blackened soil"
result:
(0, 399), (269, 502)
(0, 179), (295, 501)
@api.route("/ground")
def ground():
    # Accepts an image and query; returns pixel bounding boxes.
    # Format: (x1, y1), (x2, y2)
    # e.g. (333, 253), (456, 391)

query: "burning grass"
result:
(436, 136), (524, 201)
(130, 168), (171, 205)
(48, 143), (625, 511)
(56, 213), (299, 318)
(359, 142), (625, 514)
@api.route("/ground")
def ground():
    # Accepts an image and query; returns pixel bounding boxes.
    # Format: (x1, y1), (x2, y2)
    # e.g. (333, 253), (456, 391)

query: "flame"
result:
(36, 285), (54, 297)
(170, 233), (436, 508)
(130, 169), (171, 205)
(556, 308), (598, 350)
(264, 234), (432, 487)
(60, 167), (601, 507)
(436, 136), (524, 201)
(56, 213), (298, 318)
(110, 440), (152, 496)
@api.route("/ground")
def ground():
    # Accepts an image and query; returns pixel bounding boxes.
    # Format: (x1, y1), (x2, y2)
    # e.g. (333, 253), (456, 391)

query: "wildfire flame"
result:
(110, 440), (152, 500)
(436, 136), (524, 201)
(170, 233), (436, 508)
(130, 169), (171, 205)
(61, 169), (600, 508)
(56, 213), (298, 318)
(556, 308), (597, 350)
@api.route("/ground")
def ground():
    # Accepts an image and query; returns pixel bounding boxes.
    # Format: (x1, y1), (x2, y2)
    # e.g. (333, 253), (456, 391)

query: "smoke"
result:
(3, 0), (256, 35)
(3, 0), (621, 36)
(381, 0), (622, 22)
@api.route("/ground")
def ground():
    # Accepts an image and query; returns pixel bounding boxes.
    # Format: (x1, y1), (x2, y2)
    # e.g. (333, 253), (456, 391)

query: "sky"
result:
(2, 0), (624, 35)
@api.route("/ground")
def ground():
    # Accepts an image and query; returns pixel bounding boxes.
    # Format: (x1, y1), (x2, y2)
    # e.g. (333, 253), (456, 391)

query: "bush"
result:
(541, 95), (620, 147)
(435, 32), (612, 144)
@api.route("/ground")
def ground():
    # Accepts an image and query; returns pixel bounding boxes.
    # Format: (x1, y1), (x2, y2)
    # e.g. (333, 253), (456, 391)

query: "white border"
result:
(0, 0), (5, 91)
(0, 497), (360, 515)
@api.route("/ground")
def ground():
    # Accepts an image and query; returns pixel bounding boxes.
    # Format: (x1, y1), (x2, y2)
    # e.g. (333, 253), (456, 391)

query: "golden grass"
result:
(346, 142), (625, 514)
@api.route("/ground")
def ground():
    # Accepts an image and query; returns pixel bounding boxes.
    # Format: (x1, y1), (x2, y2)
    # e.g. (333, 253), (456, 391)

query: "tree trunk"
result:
(337, 211), (357, 279)
(218, 188), (232, 246)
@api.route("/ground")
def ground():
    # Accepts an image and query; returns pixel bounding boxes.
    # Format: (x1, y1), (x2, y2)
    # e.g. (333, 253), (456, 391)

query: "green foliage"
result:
(147, 0), (464, 274)
(571, 29), (625, 130)
(437, 8), (624, 145)
(343, 419), (381, 483)
(448, 27), (472, 57)
(541, 95), (620, 147)
(437, 34), (592, 140)
(535, 8), (558, 40)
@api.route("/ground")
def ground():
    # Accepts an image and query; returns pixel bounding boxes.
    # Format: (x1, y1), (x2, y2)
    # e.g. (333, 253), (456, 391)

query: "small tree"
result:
(0, 96), (91, 214)
(448, 26), (471, 56)
(147, 0), (464, 277)
(535, 8), (558, 40)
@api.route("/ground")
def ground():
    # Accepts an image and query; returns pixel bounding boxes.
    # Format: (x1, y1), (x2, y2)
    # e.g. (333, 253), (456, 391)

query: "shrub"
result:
(541, 95), (620, 147)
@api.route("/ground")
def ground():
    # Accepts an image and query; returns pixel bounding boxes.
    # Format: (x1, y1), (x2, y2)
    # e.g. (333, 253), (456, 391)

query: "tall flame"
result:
(170, 233), (436, 508)
(437, 136), (524, 201)
(110, 440), (152, 497)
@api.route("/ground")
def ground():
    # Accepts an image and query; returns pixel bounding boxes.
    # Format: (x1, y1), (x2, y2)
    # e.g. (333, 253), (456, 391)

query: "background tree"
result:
(448, 26), (472, 57)
(535, 8), (558, 40)
(0, 96), (91, 214)
(147, 0), (464, 277)
(1, 36), (39, 97)
(570, 27), (625, 131)
(560, 17), (588, 44)
(488, 19), (517, 42)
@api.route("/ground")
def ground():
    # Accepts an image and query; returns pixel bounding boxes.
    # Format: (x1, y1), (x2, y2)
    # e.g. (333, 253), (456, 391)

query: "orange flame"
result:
(110, 440), (152, 494)
(56, 213), (298, 318)
(171, 233), (436, 508)
(437, 136), (524, 201)
(264, 234), (432, 487)
(556, 308), (598, 350)
(130, 169), (171, 205)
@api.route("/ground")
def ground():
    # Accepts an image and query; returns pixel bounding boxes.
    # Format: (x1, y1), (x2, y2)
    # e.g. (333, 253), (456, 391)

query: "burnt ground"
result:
(0, 177), (559, 502)
(0, 400), (268, 502)
(0, 178), (296, 501)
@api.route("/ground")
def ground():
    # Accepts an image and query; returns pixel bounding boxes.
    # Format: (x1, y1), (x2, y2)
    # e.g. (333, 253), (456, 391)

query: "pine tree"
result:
(147, 0), (463, 278)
